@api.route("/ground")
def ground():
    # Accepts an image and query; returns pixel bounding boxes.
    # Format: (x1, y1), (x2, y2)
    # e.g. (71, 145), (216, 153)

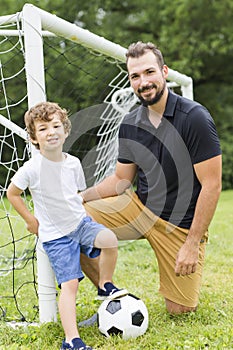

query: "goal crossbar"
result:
(0, 4), (193, 99)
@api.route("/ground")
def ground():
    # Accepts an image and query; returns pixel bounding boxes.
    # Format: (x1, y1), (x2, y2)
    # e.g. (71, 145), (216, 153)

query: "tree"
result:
(1, 0), (233, 188)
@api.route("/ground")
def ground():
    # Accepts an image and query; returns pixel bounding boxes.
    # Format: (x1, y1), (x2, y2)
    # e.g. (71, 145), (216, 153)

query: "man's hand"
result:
(175, 239), (199, 276)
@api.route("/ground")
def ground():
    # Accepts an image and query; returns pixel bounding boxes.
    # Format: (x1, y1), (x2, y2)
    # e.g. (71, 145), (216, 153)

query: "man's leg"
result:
(80, 254), (99, 287)
(81, 190), (155, 284)
(81, 191), (205, 315)
(144, 219), (207, 314)
(165, 299), (197, 314)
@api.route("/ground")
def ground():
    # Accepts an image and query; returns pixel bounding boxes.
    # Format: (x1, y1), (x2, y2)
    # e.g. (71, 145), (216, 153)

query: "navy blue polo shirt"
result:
(118, 90), (221, 228)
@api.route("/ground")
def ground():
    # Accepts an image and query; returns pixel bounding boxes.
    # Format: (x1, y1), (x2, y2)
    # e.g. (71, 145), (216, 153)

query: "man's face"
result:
(127, 51), (168, 106)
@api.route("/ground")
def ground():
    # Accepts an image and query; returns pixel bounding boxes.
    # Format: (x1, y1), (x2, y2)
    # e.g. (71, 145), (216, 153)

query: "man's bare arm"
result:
(175, 154), (222, 276)
(81, 161), (137, 202)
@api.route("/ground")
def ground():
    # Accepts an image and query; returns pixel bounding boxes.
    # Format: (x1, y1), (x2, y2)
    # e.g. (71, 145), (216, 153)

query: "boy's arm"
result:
(7, 183), (39, 235)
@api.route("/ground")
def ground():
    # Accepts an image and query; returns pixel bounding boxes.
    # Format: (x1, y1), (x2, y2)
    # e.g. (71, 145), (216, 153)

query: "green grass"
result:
(0, 190), (233, 349)
(0, 197), (37, 322)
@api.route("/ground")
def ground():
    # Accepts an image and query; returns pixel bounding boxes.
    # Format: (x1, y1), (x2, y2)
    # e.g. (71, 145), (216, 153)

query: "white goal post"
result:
(0, 3), (193, 324)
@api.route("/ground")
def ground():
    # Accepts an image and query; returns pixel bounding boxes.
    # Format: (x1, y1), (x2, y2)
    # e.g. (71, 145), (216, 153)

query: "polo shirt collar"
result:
(164, 89), (178, 118)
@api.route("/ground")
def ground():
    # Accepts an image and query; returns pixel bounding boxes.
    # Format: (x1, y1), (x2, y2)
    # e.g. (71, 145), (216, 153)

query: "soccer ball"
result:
(97, 293), (149, 340)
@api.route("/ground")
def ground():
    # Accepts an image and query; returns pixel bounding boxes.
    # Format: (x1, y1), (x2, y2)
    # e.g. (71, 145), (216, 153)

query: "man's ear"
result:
(162, 64), (169, 79)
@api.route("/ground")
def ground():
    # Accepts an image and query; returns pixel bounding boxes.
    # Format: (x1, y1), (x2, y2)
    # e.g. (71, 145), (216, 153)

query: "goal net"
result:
(0, 4), (193, 324)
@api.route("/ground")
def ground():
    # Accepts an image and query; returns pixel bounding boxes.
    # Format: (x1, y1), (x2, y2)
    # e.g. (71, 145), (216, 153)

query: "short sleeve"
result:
(77, 164), (86, 190)
(184, 106), (221, 164)
(75, 158), (87, 191)
(10, 162), (30, 191)
(118, 123), (135, 163)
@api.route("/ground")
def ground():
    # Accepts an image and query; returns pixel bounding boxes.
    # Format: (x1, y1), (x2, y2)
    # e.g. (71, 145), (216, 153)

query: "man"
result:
(81, 41), (222, 314)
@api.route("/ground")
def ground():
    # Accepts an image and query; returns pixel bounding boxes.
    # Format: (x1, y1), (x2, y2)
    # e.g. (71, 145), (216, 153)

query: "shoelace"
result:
(109, 288), (117, 295)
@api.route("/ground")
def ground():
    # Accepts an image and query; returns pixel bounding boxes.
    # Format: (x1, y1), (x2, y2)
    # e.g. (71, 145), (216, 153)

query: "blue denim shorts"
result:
(43, 216), (105, 287)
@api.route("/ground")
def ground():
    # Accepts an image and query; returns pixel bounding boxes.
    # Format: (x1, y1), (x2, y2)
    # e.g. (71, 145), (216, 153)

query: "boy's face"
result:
(32, 113), (68, 153)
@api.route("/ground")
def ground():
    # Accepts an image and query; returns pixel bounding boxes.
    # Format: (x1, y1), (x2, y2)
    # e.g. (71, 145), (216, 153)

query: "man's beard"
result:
(137, 81), (166, 107)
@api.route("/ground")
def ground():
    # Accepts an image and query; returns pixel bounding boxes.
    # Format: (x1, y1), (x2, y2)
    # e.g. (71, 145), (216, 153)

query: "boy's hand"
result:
(26, 216), (39, 236)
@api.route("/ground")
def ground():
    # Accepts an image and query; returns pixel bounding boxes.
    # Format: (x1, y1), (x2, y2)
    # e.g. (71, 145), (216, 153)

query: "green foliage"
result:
(0, 190), (232, 349)
(195, 83), (233, 190)
(1, 0), (232, 188)
(220, 138), (233, 190)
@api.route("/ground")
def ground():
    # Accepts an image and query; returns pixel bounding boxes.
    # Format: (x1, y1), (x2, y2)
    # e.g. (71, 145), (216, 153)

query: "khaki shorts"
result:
(84, 189), (208, 308)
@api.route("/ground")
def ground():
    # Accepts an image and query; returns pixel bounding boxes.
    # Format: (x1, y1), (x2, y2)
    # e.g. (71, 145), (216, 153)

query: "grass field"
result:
(0, 190), (232, 349)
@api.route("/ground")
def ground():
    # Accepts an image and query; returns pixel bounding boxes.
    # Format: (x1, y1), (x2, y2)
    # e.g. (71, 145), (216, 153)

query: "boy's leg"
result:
(93, 228), (118, 289)
(59, 279), (80, 342)
(43, 237), (93, 346)
(59, 279), (94, 348)
(93, 228), (128, 300)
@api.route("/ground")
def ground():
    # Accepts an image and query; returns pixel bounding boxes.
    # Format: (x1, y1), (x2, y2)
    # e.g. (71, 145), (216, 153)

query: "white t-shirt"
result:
(11, 152), (87, 242)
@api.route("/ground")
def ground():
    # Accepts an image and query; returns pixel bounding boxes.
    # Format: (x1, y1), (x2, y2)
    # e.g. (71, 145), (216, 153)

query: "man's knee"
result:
(165, 298), (197, 315)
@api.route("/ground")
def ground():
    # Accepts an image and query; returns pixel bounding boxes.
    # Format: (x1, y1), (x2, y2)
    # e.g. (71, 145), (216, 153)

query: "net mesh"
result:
(0, 17), (38, 322)
(0, 13), (136, 322)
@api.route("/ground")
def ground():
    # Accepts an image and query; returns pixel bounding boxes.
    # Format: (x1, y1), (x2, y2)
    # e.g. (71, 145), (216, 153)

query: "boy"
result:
(7, 101), (127, 350)
(81, 41), (221, 314)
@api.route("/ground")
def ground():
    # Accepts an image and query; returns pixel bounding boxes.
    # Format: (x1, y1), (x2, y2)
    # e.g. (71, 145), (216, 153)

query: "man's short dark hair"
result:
(126, 41), (164, 69)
